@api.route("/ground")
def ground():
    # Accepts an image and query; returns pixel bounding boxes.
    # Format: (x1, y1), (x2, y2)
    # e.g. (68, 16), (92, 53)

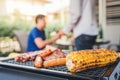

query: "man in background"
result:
(27, 14), (60, 52)
(59, 0), (98, 50)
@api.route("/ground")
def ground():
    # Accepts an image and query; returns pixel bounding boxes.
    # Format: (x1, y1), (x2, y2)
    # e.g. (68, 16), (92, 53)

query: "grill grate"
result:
(1, 58), (120, 80)
(2, 59), (108, 76)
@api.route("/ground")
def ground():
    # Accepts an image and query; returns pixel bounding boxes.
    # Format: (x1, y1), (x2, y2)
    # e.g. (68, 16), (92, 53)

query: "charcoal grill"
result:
(0, 58), (120, 80)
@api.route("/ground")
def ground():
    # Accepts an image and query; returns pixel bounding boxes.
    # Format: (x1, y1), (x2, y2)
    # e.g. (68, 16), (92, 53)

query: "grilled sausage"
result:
(39, 49), (52, 58)
(43, 50), (66, 61)
(34, 56), (43, 68)
(43, 58), (66, 68)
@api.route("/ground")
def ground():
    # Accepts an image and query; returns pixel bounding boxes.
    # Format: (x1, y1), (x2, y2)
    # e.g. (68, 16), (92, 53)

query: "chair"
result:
(13, 30), (28, 53)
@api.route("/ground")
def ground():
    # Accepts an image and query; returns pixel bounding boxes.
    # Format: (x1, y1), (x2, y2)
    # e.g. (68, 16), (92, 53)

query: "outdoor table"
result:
(94, 40), (110, 49)
(55, 40), (75, 50)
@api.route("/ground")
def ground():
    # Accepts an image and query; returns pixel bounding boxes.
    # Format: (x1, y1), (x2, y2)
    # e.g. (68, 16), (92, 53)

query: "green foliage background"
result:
(0, 15), (62, 39)
(0, 15), (33, 38)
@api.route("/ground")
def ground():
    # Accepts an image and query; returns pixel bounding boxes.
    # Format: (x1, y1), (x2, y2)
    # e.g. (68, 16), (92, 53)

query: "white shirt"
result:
(63, 0), (98, 38)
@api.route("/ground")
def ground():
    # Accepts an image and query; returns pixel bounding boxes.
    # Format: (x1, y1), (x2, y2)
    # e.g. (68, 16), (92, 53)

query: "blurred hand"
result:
(58, 30), (65, 36)
(53, 33), (61, 40)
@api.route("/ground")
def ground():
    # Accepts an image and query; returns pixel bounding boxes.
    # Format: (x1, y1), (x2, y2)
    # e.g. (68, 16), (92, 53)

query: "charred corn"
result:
(66, 49), (118, 72)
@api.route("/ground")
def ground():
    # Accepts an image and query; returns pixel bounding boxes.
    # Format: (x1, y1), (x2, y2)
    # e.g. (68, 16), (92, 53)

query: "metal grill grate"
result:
(2, 59), (108, 76)
(0, 58), (120, 80)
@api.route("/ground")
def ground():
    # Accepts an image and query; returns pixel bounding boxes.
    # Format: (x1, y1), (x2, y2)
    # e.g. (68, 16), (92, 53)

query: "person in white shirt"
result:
(59, 0), (98, 50)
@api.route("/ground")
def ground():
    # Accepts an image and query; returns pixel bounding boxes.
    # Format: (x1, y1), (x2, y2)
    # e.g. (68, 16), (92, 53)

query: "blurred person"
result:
(59, 0), (98, 50)
(27, 14), (60, 52)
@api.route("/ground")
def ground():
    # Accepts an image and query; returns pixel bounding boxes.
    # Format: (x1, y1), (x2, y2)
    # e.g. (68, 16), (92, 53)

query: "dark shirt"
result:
(27, 27), (46, 52)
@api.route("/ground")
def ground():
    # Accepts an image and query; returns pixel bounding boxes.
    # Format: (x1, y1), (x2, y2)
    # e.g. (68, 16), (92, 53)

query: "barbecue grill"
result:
(0, 58), (120, 80)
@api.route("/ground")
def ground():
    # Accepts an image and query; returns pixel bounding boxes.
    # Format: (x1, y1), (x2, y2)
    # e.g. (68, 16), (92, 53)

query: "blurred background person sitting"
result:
(27, 14), (60, 52)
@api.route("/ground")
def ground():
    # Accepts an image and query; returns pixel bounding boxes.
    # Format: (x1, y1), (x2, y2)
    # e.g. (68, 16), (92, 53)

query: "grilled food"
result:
(14, 53), (35, 62)
(14, 45), (67, 68)
(14, 45), (57, 62)
(66, 49), (118, 72)
(34, 56), (43, 68)
(43, 58), (66, 68)
(38, 49), (66, 68)
(39, 49), (52, 58)
(43, 49), (66, 61)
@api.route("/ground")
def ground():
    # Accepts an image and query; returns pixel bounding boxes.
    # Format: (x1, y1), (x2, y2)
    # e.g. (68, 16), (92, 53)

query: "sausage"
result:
(39, 49), (52, 58)
(43, 50), (66, 61)
(43, 58), (66, 68)
(34, 56), (43, 68)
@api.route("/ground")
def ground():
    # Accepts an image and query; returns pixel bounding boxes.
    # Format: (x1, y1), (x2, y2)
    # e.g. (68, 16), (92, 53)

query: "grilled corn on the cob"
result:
(66, 49), (118, 72)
